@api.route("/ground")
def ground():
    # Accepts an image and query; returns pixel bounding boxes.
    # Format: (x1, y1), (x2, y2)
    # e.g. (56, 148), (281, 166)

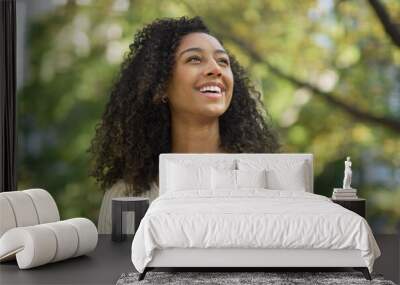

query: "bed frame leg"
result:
(138, 268), (148, 281)
(354, 267), (371, 280)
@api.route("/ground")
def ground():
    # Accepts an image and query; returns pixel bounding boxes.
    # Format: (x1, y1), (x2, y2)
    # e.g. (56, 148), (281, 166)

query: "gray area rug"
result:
(116, 271), (396, 285)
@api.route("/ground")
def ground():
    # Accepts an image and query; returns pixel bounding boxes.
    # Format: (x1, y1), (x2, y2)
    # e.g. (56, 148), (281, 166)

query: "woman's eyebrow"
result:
(178, 47), (228, 58)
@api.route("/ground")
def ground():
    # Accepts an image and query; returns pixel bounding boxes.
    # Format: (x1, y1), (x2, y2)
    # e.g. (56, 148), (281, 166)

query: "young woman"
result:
(88, 16), (280, 233)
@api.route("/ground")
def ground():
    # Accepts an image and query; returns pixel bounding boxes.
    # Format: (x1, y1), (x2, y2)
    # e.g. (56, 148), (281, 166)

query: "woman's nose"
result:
(205, 59), (222, 77)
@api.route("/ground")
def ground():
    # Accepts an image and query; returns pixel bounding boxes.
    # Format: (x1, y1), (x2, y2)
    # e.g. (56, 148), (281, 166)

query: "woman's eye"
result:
(187, 56), (201, 63)
(219, 58), (230, 65)
(186, 56), (229, 66)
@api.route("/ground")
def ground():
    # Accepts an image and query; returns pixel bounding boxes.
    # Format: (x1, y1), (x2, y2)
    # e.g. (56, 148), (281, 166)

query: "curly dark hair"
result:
(88, 16), (280, 194)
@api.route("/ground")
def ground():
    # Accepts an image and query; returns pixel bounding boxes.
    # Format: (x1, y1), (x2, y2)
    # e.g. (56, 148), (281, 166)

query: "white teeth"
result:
(199, 86), (222, 93)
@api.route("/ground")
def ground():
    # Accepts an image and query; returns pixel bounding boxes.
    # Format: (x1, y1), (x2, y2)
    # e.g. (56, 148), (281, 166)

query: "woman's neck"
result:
(170, 115), (224, 153)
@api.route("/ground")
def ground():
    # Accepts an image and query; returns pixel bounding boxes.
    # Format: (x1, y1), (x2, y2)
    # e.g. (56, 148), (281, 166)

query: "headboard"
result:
(159, 153), (314, 195)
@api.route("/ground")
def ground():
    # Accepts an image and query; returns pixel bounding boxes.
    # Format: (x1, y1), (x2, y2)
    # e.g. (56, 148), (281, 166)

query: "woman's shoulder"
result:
(105, 179), (128, 194)
(104, 179), (159, 201)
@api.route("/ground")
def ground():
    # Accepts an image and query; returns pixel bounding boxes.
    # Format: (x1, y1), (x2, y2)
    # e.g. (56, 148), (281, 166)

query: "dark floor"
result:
(0, 234), (398, 285)
(374, 234), (400, 284)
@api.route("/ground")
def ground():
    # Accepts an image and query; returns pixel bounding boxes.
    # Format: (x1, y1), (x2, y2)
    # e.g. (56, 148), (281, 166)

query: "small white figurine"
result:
(343, 156), (352, 189)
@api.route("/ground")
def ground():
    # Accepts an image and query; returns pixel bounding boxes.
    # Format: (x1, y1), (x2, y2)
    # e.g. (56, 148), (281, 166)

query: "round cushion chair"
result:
(0, 189), (98, 269)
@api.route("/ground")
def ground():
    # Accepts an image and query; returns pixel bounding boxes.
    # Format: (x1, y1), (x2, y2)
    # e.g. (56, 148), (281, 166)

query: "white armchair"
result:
(0, 189), (98, 269)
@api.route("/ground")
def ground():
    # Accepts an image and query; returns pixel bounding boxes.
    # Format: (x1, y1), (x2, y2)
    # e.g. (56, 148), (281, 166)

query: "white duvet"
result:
(131, 189), (380, 273)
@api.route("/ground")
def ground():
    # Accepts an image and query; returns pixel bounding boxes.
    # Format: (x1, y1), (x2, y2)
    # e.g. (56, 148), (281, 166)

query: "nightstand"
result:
(112, 197), (149, 242)
(331, 198), (366, 218)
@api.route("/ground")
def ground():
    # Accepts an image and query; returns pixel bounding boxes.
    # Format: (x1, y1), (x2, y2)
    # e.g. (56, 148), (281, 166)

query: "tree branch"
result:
(367, 0), (400, 48)
(213, 29), (400, 133)
(180, 2), (400, 133)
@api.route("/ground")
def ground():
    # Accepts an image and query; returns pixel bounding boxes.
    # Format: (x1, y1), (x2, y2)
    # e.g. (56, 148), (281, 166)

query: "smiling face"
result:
(165, 32), (234, 120)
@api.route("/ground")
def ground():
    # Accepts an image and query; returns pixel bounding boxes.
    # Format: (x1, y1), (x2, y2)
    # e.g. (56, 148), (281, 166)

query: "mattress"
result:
(131, 189), (381, 273)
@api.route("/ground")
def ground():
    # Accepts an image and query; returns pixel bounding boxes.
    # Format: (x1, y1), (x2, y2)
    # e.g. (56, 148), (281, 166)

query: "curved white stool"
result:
(0, 189), (59, 236)
(0, 189), (98, 269)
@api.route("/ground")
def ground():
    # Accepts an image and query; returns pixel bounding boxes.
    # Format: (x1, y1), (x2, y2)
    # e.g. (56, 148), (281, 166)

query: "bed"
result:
(131, 153), (381, 280)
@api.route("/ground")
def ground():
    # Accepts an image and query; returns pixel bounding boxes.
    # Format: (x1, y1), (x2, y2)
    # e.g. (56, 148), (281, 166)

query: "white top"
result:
(112, 197), (149, 202)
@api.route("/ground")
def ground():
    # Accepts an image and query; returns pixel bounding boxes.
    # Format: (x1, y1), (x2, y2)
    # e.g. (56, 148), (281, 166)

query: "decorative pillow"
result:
(167, 162), (212, 191)
(237, 159), (308, 191)
(236, 169), (268, 188)
(211, 168), (268, 190)
(212, 168), (237, 190)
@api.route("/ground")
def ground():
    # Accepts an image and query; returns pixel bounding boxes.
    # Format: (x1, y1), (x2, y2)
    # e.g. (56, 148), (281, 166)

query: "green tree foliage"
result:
(18, 0), (400, 232)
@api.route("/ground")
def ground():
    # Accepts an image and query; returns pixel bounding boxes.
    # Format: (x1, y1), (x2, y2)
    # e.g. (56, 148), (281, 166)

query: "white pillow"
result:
(236, 169), (268, 188)
(211, 168), (268, 190)
(238, 159), (308, 191)
(212, 168), (236, 190)
(167, 162), (212, 191)
(266, 162), (307, 191)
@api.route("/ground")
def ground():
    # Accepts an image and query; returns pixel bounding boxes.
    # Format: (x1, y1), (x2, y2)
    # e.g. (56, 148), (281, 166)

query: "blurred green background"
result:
(16, 0), (400, 233)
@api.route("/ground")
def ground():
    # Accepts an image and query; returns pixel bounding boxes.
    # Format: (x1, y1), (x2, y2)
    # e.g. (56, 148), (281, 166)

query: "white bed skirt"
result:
(148, 248), (366, 268)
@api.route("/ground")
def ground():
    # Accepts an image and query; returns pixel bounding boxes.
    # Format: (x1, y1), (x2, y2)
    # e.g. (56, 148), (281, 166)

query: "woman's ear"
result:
(152, 93), (168, 104)
(161, 95), (168, 103)
(152, 83), (169, 104)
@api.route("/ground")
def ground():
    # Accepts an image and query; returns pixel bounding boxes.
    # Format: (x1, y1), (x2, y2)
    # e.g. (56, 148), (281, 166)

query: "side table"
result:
(112, 197), (149, 242)
(331, 198), (366, 218)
